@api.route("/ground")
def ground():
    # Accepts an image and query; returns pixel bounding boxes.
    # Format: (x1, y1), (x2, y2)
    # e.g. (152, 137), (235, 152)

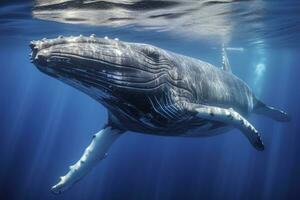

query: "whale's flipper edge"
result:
(185, 103), (264, 151)
(254, 99), (291, 122)
(51, 126), (124, 194)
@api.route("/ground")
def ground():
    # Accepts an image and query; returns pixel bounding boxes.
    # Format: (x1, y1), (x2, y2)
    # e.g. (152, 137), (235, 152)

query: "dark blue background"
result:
(1, 1), (300, 200)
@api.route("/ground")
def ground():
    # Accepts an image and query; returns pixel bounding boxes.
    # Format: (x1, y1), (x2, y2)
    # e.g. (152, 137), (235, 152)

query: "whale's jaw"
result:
(30, 35), (169, 102)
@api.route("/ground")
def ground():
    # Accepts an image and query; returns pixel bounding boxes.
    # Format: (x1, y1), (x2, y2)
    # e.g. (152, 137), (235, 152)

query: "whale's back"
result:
(170, 52), (255, 115)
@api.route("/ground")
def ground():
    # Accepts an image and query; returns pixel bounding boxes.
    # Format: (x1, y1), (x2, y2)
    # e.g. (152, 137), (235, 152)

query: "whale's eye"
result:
(142, 48), (160, 61)
(48, 56), (71, 63)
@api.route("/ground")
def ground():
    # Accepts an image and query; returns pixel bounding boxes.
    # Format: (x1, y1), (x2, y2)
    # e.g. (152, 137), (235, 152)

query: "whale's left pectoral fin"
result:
(254, 99), (291, 122)
(51, 126), (124, 194)
(185, 103), (264, 150)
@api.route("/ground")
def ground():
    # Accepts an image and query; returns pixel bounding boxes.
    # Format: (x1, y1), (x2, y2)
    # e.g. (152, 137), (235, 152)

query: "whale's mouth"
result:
(29, 42), (38, 63)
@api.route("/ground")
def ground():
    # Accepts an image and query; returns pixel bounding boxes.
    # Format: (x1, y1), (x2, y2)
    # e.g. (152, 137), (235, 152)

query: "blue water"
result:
(1, 0), (300, 199)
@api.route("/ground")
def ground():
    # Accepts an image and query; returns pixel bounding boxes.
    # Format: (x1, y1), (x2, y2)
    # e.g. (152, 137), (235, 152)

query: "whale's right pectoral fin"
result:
(185, 103), (264, 150)
(51, 126), (124, 194)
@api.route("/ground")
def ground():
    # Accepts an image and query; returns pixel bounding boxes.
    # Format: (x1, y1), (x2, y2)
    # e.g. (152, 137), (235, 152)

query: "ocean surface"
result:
(1, 0), (300, 199)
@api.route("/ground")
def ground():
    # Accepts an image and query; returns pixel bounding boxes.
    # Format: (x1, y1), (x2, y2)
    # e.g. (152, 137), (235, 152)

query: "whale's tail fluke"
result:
(253, 99), (291, 122)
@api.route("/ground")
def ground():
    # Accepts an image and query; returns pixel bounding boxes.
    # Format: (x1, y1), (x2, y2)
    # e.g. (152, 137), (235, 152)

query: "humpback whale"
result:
(29, 35), (290, 194)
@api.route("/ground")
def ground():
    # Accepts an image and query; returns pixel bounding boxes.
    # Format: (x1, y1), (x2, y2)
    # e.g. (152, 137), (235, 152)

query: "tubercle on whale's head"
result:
(29, 35), (172, 101)
(30, 35), (122, 68)
(29, 34), (167, 72)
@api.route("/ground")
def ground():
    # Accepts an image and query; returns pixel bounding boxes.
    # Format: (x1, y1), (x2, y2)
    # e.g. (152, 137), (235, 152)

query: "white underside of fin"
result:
(187, 103), (264, 150)
(51, 126), (123, 194)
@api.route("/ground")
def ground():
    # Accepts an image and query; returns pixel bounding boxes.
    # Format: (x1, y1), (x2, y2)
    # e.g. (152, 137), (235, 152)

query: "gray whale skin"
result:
(30, 35), (290, 194)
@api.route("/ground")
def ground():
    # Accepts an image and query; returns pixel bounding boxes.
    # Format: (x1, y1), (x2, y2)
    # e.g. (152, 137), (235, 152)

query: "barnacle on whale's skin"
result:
(29, 35), (290, 194)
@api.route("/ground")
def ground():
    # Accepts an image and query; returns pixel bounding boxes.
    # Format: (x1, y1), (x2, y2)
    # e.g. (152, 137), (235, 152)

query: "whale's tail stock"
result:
(253, 98), (291, 122)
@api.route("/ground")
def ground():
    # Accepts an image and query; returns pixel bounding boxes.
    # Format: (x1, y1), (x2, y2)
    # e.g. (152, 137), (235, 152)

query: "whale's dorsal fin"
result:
(222, 44), (232, 73)
(184, 102), (264, 151)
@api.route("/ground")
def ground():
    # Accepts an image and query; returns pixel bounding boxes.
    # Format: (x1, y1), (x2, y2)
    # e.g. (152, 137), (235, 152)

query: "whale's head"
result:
(30, 35), (176, 103)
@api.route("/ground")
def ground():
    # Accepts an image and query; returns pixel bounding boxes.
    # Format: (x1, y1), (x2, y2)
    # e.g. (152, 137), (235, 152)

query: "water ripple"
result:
(1, 0), (300, 48)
